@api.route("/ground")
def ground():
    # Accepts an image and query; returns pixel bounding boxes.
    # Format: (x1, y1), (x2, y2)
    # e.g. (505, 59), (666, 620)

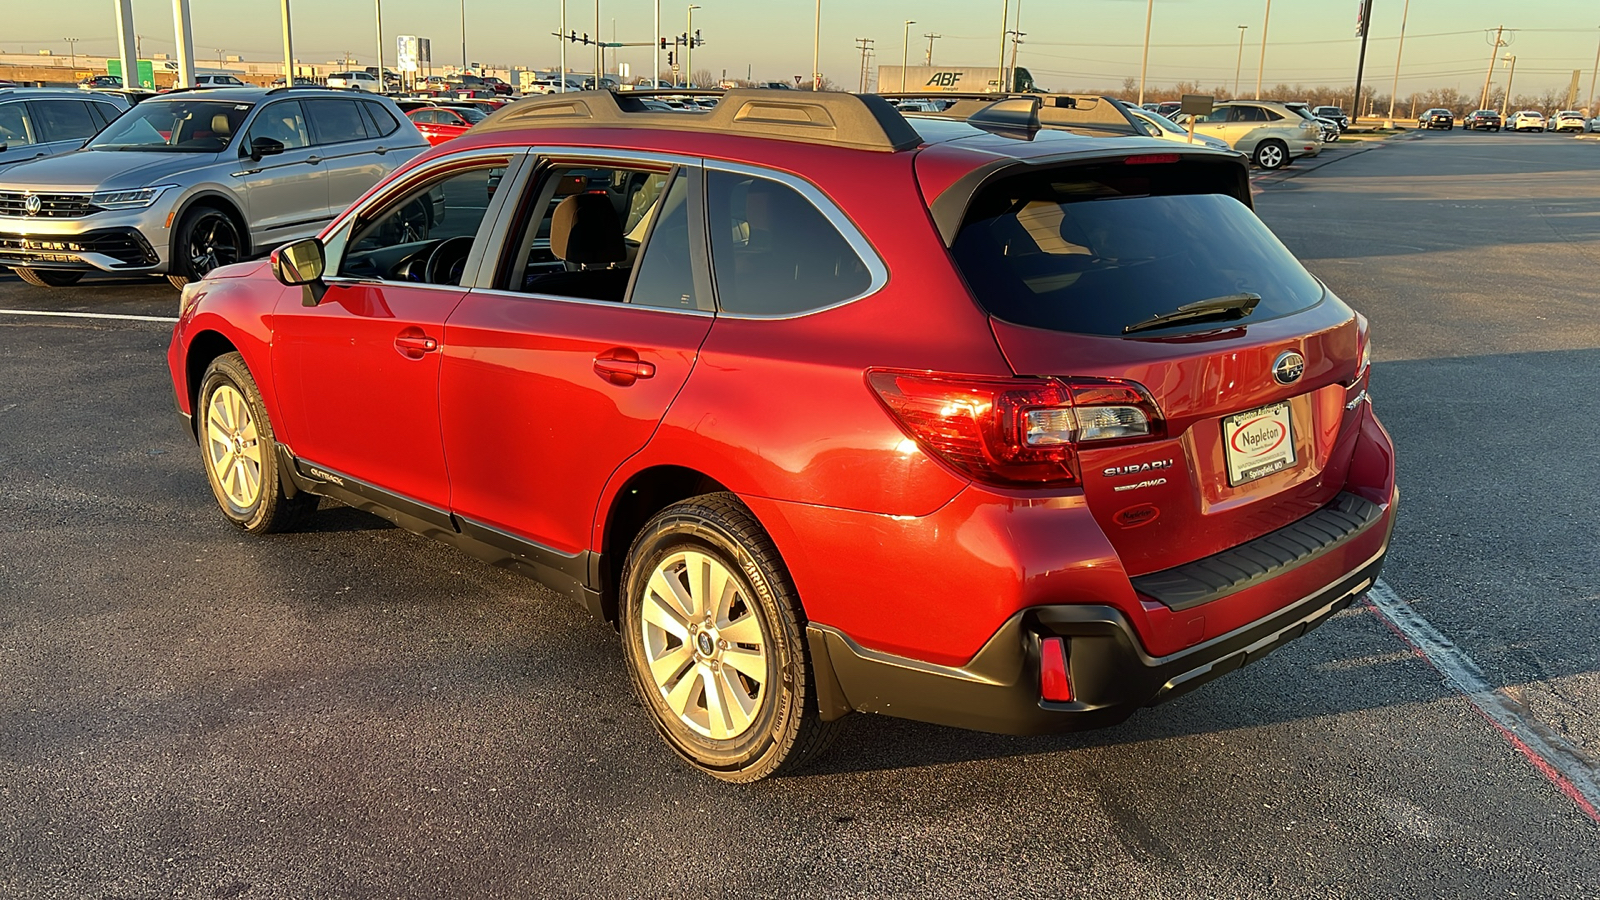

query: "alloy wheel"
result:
(1258, 144), (1285, 168)
(205, 384), (263, 509)
(639, 549), (771, 740)
(189, 213), (241, 279)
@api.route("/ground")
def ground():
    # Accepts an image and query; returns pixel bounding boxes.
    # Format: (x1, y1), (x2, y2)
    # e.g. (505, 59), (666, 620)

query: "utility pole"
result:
(1589, 26), (1599, 115)
(855, 37), (874, 94)
(1501, 54), (1516, 116)
(1352, 0), (1372, 127)
(281, 0), (295, 87)
(996, 0), (1009, 93)
(1255, 0), (1272, 99)
(1387, 0), (1410, 123)
(686, 4), (699, 88)
(172, 0), (196, 89)
(1007, 0), (1022, 91)
(560, 0), (566, 91)
(1480, 26), (1508, 112)
(812, 0), (821, 90)
(901, 20), (915, 92)
(115, 0), (138, 90)
(1234, 25), (1247, 99)
(923, 32), (940, 66)
(374, 0), (384, 84)
(595, 0), (602, 84)
(1137, 0), (1153, 105)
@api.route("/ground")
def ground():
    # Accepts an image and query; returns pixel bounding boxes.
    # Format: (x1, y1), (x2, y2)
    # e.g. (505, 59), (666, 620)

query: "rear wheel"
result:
(168, 206), (242, 290)
(12, 267), (85, 288)
(619, 493), (838, 783)
(1253, 140), (1288, 170)
(196, 352), (316, 533)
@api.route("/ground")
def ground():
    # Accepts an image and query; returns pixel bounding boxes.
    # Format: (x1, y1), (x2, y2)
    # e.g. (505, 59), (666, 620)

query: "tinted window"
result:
(705, 170), (871, 316)
(628, 172), (707, 311)
(31, 100), (100, 142)
(87, 101), (121, 127)
(245, 101), (310, 150)
(0, 102), (34, 146)
(950, 167), (1323, 337)
(304, 99), (369, 144)
(361, 102), (402, 136)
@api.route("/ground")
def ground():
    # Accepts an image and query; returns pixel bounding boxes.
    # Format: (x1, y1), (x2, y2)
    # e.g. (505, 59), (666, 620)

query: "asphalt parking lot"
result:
(3, 130), (1599, 898)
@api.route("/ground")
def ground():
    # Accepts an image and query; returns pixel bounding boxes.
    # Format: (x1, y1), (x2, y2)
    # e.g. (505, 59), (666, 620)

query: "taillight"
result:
(866, 369), (1163, 488)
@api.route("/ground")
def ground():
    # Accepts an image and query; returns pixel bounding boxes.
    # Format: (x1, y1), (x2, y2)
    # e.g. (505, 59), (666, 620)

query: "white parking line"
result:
(0, 308), (178, 324)
(1365, 579), (1600, 823)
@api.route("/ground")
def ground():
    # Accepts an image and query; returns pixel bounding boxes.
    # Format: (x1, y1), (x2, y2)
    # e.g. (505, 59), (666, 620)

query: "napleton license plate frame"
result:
(1222, 400), (1298, 487)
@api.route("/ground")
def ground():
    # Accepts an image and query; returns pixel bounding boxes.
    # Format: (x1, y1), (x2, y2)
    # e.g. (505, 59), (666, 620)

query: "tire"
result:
(619, 493), (839, 783)
(195, 352), (316, 534)
(1253, 140), (1288, 170)
(12, 267), (85, 288)
(168, 205), (243, 290)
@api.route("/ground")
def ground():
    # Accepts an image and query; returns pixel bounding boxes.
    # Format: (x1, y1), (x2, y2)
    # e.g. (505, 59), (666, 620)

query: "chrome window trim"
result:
(701, 159), (889, 321)
(465, 286), (716, 318)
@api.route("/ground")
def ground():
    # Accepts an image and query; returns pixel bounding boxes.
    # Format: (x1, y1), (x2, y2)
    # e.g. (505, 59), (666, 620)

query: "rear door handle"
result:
(375, 145), (388, 155)
(594, 350), (656, 386)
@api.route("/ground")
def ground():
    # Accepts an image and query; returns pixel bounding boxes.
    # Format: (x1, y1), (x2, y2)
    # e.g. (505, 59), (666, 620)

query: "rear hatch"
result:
(935, 152), (1369, 576)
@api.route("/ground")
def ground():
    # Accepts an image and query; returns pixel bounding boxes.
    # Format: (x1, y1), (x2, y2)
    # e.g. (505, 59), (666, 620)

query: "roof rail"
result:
(480, 88), (921, 153)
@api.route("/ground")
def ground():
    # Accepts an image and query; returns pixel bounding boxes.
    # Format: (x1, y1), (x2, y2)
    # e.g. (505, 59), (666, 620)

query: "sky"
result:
(8, 0), (1600, 98)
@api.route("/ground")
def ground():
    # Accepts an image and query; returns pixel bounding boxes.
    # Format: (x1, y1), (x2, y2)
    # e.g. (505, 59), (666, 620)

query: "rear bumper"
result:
(809, 536), (1388, 735)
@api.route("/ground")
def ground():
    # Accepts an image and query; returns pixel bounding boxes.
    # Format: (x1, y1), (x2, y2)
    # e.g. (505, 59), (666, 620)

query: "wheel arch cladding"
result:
(184, 330), (240, 438)
(171, 192), (252, 263)
(600, 465), (731, 624)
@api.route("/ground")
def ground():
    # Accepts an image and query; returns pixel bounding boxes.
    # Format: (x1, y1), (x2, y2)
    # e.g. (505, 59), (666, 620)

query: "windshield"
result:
(951, 167), (1323, 337)
(1132, 109), (1185, 136)
(86, 99), (252, 152)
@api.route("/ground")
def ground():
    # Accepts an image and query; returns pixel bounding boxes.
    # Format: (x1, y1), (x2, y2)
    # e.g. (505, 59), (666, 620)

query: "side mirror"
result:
(271, 238), (328, 305)
(249, 136), (285, 162)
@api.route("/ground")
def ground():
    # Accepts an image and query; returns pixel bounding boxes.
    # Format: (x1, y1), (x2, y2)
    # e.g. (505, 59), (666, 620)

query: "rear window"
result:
(950, 166), (1323, 337)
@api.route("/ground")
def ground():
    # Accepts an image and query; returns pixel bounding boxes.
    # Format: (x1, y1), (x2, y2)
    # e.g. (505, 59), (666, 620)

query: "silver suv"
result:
(0, 86), (427, 288)
(0, 88), (129, 172)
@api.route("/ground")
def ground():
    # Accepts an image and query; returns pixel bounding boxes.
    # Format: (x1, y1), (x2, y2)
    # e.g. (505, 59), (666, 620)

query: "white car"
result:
(1550, 111), (1586, 133)
(193, 74), (247, 89)
(525, 76), (586, 95)
(1124, 104), (1235, 153)
(325, 71), (381, 92)
(1507, 110), (1546, 132)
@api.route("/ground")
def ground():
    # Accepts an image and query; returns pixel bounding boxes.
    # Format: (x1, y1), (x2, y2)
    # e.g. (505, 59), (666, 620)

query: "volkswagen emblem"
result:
(22, 194), (41, 217)
(1272, 350), (1306, 385)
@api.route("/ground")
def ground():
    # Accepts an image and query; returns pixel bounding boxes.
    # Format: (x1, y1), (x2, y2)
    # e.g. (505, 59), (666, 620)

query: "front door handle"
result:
(594, 349), (656, 386)
(394, 333), (439, 358)
(306, 155), (322, 165)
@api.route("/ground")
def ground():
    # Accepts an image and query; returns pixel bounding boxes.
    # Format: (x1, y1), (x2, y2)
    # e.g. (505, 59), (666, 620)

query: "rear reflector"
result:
(1040, 637), (1073, 702)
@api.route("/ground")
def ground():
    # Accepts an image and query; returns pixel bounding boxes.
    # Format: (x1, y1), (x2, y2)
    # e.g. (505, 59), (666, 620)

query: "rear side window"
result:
(88, 102), (121, 127)
(705, 170), (871, 316)
(304, 99), (369, 145)
(361, 102), (402, 137)
(30, 100), (100, 142)
(950, 166), (1323, 337)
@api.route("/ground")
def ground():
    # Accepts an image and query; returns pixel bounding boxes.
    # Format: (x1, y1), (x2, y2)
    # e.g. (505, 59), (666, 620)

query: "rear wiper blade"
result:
(1123, 292), (1261, 334)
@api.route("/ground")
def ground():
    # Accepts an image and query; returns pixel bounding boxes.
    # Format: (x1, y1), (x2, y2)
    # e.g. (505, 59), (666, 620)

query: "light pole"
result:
(1137, 0), (1153, 106)
(595, 0), (602, 85)
(1589, 26), (1599, 115)
(1255, 0), (1272, 100)
(901, 19), (915, 92)
(812, 0), (821, 90)
(1501, 54), (1517, 117)
(1387, 0), (1411, 123)
(63, 37), (80, 69)
(559, 0), (566, 91)
(996, 0), (1008, 91)
(685, 4), (699, 89)
(281, 0), (295, 88)
(373, 0), (384, 88)
(653, 0), (660, 87)
(460, 0), (467, 70)
(1233, 25), (1247, 99)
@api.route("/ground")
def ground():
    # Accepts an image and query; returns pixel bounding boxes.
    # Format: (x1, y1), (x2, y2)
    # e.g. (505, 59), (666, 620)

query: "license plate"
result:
(1222, 401), (1297, 486)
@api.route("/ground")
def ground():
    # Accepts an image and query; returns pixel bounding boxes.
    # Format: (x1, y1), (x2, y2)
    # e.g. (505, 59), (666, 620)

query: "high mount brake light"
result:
(866, 370), (1163, 488)
(1123, 153), (1181, 165)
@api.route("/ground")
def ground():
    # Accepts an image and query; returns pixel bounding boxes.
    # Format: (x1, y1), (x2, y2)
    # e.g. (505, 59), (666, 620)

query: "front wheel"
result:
(168, 206), (243, 290)
(1253, 140), (1288, 170)
(12, 267), (85, 288)
(619, 494), (838, 783)
(196, 352), (317, 533)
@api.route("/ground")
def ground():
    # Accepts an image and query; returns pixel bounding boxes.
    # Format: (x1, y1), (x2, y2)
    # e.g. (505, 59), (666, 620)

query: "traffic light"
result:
(694, 28), (702, 47)
(659, 37), (667, 50)
(667, 51), (675, 67)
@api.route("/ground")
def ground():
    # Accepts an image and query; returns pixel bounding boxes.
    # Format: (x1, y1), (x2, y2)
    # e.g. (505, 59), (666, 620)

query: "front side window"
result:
(705, 169), (871, 316)
(0, 103), (35, 146)
(243, 100), (311, 151)
(304, 99), (369, 145)
(86, 99), (251, 152)
(338, 162), (508, 285)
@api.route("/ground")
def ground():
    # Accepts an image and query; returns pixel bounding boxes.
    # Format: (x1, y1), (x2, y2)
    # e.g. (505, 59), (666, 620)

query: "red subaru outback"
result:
(167, 91), (1395, 782)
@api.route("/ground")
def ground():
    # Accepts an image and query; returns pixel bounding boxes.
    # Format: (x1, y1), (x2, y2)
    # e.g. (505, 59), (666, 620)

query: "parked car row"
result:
(1421, 108), (1600, 133)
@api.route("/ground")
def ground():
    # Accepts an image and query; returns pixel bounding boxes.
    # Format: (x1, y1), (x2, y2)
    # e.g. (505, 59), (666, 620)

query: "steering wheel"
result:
(423, 235), (475, 285)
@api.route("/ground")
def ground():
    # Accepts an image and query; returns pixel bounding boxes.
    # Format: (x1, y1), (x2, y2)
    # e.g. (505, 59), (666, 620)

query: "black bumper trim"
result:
(1131, 492), (1383, 612)
(809, 538), (1389, 736)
